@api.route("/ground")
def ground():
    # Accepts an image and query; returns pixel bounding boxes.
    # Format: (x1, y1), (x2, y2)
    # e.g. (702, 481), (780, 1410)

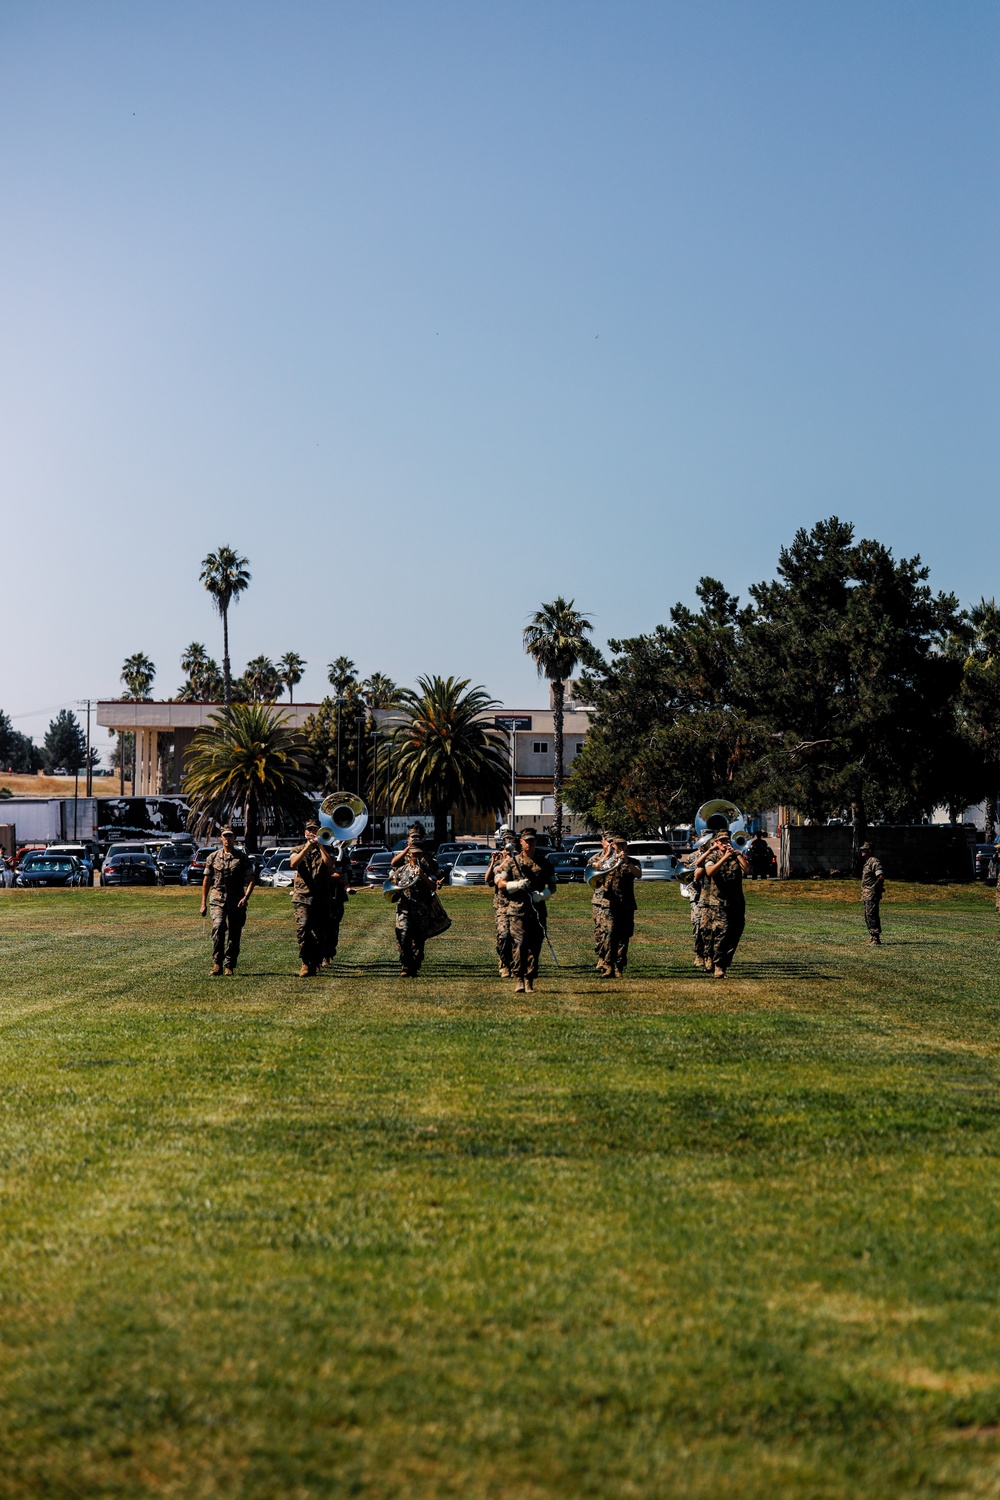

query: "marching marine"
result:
(289, 819), (347, 976)
(859, 840), (885, 946)
(589, 833), (642, 977)
(389, 837), (439, 977)
(494, 828), (556, 994)
(199, 825), (255, 977)
(485, 828), (518, 977)
(693, 827), (749, 978)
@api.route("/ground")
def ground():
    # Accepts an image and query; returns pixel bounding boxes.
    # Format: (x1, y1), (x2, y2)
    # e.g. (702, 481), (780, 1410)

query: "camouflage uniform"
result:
(292, 842), (345, 973)
(393, 865), (436, 976)
(698, 856), (746, 974)
(486, 852), (514, 974)
(204, 847), (253, 972)
(861, 854), (884, 942)
(496, 850), (556, 981)
(591, 856), (642, 975)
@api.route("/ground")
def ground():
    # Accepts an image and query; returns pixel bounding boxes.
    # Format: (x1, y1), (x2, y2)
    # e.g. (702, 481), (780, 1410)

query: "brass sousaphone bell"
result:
(694, 798), (750, 853)
(316, 791), (369, 848)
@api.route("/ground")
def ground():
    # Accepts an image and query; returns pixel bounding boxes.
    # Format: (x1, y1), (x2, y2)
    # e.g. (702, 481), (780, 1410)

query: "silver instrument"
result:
(317, 791), (368, 848)
(586, 851), (623, 890)
(382, 862), (420, 903)
(694, 799), (749, 853)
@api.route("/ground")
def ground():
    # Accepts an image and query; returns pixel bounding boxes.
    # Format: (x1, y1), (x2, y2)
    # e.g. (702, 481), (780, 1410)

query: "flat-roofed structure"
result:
(96, 701), (326, 794)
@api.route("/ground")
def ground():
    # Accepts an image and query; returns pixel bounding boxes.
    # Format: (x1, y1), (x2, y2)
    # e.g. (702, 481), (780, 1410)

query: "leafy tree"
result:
(243, 655), (282, 703)
(177, 642), (224, 702)
(327, 656), (358, 696)
(567, 580), (758, 835)
(43, 710), (86, 773)
(183, 704), (316, 852)
(361, 672), (400, 710)
(0, 711), (43, 772)
(303, 688), (369, 794)
(523, 598), (597, 844)
(957, 599), (1000, 839)
(740, 518), (967, 862)
(278, 651), (306, 703)
(200, 546), (251, 705)
(121, 652), (156, 700)
(390, 676), (509, 846)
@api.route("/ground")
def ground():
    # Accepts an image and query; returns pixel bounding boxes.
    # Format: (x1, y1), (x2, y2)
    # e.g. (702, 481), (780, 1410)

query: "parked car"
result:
(182, 847), (218, 885)
(623, 840), (680, 881)
(156, 843), (195, 883)
(100, 853), (160, 886)
(270, 857), (295, 889)
(13, 843), (48, 868)
(548, 852), (587, 884)
(16, 855), (88, 888)
(364, 851), (396, 886)
(449, 850), (493, 886)
(974, 843), (998, 883)
(347, 844), (388, 882)
(104, 841), (154, 863)
(46, 844), (97, 885)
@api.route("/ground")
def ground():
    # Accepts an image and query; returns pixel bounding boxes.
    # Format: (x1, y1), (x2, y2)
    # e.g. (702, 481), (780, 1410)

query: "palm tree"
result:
(199, 547), (251, 704)
(183, 703), (316, 853)
(120, 652), (156, 700)
(361, 672), (400, 710)
(523, 598), (594, 844)
(391, 676), (510, 846)
(278, 651), (306, 703)
(177, 642), (223, 702)
(327, 656), (358, 696)
(244, 655), (282, 702)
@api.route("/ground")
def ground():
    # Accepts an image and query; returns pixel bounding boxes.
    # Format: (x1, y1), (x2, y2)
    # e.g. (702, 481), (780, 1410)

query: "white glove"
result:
(531, 887), (554, 903)
(505, 878), (528, 892)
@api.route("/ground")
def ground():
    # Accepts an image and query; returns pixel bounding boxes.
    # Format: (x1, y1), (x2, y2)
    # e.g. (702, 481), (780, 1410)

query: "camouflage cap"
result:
(305, 819), (320, 831)
(220, 825), (235, 836)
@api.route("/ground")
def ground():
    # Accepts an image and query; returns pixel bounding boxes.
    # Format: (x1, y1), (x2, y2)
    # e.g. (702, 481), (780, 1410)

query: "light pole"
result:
(355, 715), (366, 798)
(335, 697), (347, 790)
(370, 726), (382, 839)
(495, 718), (519, 834)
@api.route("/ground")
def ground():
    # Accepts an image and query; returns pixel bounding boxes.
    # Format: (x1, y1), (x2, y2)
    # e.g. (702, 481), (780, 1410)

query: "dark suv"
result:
(156, 842), (196, 884)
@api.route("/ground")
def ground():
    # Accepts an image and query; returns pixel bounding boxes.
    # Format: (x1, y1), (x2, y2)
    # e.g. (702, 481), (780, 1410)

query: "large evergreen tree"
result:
(183, 704), (315, 852)
(43, 710), (87, 773)
(391, 677), (510, 846)
(740, 518), (967, 861)
(0, 711), (43, 773)
(566, 580), (757, 835)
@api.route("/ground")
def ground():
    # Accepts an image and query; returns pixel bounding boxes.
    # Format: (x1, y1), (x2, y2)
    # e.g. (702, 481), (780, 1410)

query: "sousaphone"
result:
(316, 791), (368, 848)
(694, 798), (750, 853)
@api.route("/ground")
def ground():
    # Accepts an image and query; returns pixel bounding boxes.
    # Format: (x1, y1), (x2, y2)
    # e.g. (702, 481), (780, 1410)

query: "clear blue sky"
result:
(2, 2), (996, 755)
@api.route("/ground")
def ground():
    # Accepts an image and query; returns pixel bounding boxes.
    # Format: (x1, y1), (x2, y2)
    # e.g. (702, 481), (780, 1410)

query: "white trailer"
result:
(0, 798), (64, 844)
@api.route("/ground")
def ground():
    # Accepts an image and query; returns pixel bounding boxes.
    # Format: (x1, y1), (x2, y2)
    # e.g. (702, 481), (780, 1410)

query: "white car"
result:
(449, 850), (493, 886)
(627, 841), (682, 882)
(270, 858), (295, 889)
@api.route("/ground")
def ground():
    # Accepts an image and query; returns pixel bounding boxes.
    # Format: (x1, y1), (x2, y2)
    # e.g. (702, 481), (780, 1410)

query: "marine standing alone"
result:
(589, 833), (642, 978)
(859, 841), (885, 946)
(200, 826), (255, 977)
(494, 828), (556, 994)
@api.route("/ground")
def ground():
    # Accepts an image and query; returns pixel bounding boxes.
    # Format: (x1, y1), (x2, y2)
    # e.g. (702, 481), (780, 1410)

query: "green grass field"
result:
(2, 879), (1000, 1498)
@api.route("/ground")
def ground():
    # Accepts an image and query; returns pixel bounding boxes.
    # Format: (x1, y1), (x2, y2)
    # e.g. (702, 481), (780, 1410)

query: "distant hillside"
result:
(0, 775), (133, 799)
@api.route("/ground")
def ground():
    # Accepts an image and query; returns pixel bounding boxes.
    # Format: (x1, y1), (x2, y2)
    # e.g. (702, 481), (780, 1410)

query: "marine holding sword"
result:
(493, 827), (557, 994)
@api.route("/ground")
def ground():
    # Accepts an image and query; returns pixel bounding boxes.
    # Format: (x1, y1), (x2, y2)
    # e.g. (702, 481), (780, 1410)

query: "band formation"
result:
(196, 797), (891, 986)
